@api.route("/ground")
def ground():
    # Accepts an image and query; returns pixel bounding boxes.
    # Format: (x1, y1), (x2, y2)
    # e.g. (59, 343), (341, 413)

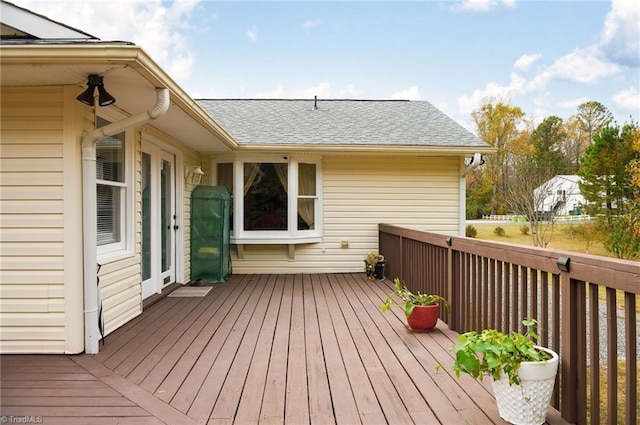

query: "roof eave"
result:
(0, 44), (238, 151)
(234, 143), (496, 156)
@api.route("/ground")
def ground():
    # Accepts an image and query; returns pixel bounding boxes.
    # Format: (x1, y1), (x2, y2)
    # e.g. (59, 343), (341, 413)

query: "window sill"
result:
(231, 236), (322, 260)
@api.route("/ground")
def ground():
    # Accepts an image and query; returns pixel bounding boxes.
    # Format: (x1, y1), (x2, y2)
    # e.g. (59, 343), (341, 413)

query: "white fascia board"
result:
(1, 1), (95, 39)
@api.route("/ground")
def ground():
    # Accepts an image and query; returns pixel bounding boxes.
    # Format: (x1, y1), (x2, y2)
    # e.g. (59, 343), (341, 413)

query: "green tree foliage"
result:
(579, 122), (640, 259)
(470, 100), (527, 215)
(530, 116), (567, 175)
(578, 123), (638, 219)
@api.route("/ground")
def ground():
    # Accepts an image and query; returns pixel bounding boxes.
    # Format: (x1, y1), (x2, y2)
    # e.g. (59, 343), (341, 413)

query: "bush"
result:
(466, 225), (478, 238)
(519, 225), (530, 235)
(493, 226), (506, 237)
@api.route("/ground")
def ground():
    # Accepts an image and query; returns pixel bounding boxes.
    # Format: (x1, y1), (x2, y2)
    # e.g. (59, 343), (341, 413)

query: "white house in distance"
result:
(534, 175), (586, 217)
(0, 0), (491, 354)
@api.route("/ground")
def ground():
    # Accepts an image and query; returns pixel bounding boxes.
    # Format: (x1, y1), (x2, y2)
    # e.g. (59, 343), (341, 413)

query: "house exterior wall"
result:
(0, 85), (204, 353)
(229, 155), (460, 274)
(0, 85), (84, 353)
(537, 175), (586, 216)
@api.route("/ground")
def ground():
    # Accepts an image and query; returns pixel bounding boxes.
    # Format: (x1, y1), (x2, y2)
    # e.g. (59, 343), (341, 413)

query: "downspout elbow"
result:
(462, 152), (484, 177)
(82, 88), (170, 154)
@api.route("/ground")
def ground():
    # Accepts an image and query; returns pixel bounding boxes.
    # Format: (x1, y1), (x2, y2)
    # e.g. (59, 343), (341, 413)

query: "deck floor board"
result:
(1, 273), (570, 424)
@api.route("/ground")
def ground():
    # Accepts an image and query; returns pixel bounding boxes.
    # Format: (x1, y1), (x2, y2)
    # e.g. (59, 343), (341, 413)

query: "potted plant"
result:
(364, 252), (386, 281)
(380, 278), (448, 332)
(450, 319), (559, 425)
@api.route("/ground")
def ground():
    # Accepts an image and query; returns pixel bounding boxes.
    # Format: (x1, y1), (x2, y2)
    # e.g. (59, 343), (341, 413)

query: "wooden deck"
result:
(1, 273), (568, 424)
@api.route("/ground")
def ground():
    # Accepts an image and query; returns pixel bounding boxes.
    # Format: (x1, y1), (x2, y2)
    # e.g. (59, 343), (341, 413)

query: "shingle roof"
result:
(197, 99), (487, 149)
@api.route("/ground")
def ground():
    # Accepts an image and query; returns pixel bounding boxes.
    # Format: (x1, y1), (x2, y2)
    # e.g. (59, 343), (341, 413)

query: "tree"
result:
(578, 123), (638, 219)
(471, 100), (528, 214)
(529, 116), (567, 175)
(579, 122), (640, 259)
(561, 116), (590, 174)
(561, 101), (613, 173)
(575, 101), (613, 144)
(503, 155), (559, 247)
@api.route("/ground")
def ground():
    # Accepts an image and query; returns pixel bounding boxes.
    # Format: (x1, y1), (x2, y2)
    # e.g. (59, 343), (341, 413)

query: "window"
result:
(96, 117), (128, 254)
(215, 158), (322, 243)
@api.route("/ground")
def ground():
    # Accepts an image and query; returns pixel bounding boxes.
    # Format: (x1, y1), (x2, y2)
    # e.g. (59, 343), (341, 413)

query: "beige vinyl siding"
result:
(0, 86), (83, 353)
(183, 153), (203, 283)
(230, 155), (460, 274)
(98, 256), (141, 335)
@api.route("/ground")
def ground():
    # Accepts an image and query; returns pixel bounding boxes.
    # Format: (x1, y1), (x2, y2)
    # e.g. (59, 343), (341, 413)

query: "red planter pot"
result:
(406, 304), (440, 332)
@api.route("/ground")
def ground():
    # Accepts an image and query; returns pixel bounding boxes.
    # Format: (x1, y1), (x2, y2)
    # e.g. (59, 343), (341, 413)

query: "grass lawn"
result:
(469, 222), (614, 258)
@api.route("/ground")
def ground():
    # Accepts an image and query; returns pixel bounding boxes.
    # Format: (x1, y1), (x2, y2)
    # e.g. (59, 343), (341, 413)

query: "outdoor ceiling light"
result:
(76, 75), (116, 107)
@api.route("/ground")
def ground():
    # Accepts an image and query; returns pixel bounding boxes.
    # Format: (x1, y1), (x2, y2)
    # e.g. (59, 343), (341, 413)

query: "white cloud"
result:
(11, 0), (199, 84)
(254, 86), (285, 98)
(456, 0), (515, 12)
(391, 86), (421, 100)
(302, 20), (322, 30)
(612, 86), (640, 111)
(598, 0), (640, 67)
(558, 97), (589, 109)
(246, 26), (258, 42)
(295, 82), (332, 99)
(528, 47), (621, 91)
(457, 72), (525, 116)
(513, 53), (541, 71)
(339, 84), (360, 97)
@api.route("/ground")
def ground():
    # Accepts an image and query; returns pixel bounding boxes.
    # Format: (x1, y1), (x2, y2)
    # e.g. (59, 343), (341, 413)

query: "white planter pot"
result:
(491, 346), (559, 425)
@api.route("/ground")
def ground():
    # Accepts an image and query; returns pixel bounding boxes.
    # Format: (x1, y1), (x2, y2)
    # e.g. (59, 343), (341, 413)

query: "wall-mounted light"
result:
(556, 256), (570, 273)
(185, 165), (204, 185)
(76, 75), (116, 107)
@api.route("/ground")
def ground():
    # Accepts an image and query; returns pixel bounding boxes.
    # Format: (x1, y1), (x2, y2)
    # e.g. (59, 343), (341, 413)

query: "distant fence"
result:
(379, 224), (638, 425)
(480, 214), (592, 223)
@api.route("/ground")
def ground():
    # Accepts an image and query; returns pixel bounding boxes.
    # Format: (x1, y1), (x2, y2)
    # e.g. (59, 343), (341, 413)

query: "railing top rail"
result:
(379, 224), (640, 294)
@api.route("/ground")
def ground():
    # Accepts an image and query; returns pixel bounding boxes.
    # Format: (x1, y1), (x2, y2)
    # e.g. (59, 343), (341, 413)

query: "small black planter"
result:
(373, 261), (386, 281)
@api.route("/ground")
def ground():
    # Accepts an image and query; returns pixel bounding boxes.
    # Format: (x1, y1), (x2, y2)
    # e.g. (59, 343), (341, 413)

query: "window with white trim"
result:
(215, 157), (322, 243)
(96, 117), (128, 254)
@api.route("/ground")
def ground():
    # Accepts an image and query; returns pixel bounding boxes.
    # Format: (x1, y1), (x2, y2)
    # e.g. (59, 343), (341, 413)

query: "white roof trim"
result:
(0, 1), (95, 39)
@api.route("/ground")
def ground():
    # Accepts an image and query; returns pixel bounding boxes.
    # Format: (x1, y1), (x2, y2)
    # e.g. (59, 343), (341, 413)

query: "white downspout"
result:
(82, 88), (170, 354)
(459, 153), (484, 235)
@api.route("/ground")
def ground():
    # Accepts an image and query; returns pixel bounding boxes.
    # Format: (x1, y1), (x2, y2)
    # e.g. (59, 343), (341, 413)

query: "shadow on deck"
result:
(1, 273), (568, 424)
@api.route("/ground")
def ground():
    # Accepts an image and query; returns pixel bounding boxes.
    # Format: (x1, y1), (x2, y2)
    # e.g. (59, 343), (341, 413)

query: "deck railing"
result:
(379, 224), (639, 425)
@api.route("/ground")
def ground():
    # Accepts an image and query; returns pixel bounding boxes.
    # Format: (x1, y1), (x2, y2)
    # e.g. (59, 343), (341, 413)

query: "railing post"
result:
(560, 272), (586, 424)
(447, 242), (455, 330)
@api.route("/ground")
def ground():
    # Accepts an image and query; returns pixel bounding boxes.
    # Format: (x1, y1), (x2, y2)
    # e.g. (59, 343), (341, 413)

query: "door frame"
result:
(141, 136), (184, 299)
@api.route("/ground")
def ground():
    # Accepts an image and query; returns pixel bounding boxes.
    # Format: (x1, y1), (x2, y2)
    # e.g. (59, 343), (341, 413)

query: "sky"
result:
(11, 0), (640, 130)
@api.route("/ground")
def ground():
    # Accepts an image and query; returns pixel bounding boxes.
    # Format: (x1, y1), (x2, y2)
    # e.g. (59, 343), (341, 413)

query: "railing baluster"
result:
(606, 287), (617, 425)
(589, 282), (600, 425)
(624, 292), (637, 425)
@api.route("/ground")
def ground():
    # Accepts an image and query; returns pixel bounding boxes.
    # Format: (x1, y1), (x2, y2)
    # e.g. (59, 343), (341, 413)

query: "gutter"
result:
(81, 88), (170, 354)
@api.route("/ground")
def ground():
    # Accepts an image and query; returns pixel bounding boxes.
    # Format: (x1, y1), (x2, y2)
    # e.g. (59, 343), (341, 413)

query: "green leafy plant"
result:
(493, 226), (506, 236)
(380, 278), (449, 317)
(451, 319), (552, 386)
(465, 224), (478, 238)
(519, 225), (530, 235)
(364, 252), (384, 279)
